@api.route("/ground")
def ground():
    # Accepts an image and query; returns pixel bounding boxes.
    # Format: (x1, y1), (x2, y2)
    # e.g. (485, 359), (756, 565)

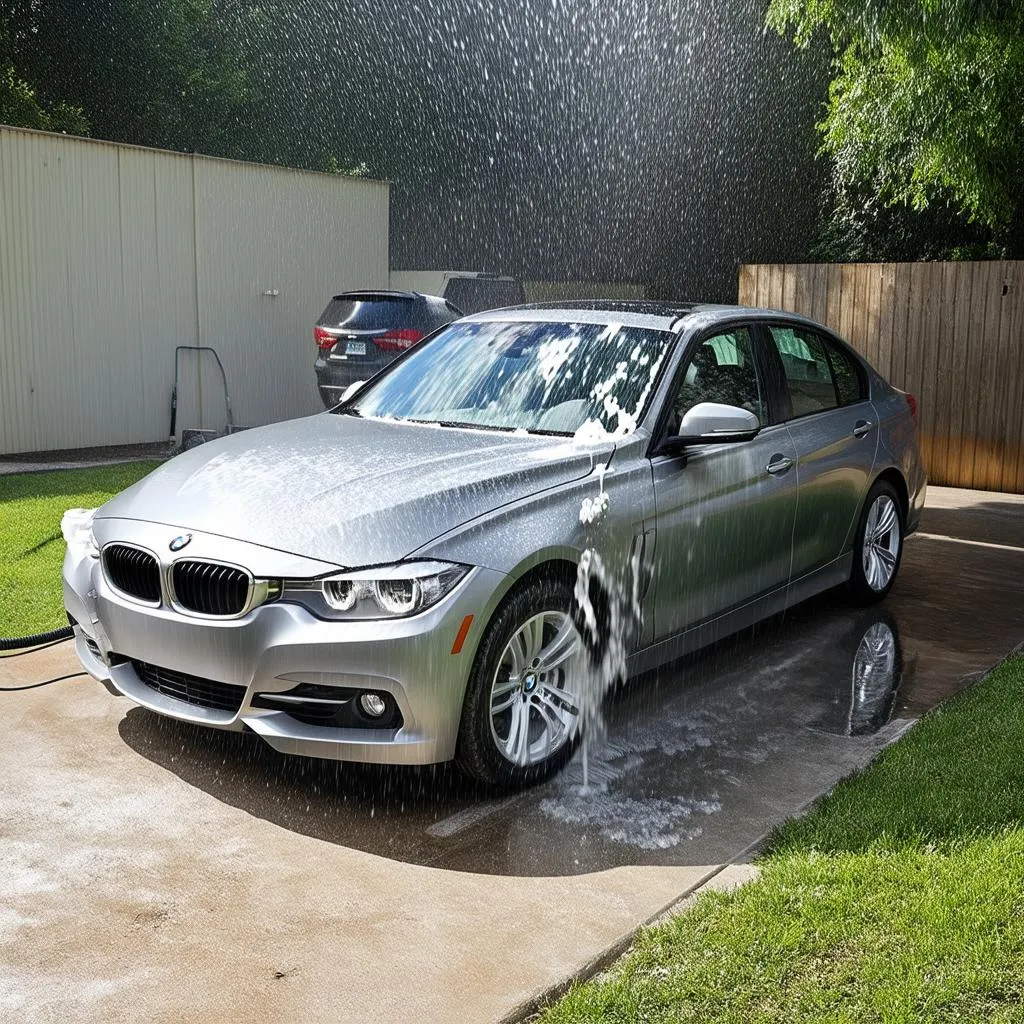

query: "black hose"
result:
(0, 626), (75, 651)
(0, 671), (86, 691)
(0, 635), (74, 658)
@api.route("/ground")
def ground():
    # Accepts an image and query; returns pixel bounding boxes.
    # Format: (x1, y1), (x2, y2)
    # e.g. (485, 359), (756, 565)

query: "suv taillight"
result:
(376, 329), (425, 352)
(314, 326), (337, 352)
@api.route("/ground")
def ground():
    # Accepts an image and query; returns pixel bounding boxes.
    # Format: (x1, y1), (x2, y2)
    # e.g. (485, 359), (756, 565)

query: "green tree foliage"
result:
(0, 9), (88, 134)
(0, 1), (368, 175)
(768, 0), (1024, 257)
(3, 1), (257, 159)
(0, 60), (88, 134)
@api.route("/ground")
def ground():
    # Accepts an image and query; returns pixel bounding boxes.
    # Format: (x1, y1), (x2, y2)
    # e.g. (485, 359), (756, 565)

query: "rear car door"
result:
(761, 322), (877, 579)
(650, 323), (799, 639)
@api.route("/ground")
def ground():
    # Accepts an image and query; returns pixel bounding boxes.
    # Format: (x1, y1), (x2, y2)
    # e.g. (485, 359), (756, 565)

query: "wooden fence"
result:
(738, 261), (1024, 494)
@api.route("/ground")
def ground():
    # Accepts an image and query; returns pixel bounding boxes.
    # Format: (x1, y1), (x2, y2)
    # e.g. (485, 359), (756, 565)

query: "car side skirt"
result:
(627, 553), (854, 677)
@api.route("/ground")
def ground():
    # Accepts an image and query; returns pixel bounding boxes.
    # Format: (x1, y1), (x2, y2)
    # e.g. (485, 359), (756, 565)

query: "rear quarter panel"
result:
(871, 376), (927, 533)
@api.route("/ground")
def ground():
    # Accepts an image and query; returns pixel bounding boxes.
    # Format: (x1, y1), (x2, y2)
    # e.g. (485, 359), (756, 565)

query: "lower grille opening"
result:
(133, 660), (246, 713)
(252, 684), (402, 729)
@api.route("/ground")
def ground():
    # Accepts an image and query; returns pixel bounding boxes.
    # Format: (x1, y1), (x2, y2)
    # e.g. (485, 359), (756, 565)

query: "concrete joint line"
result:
(910, 532), (1024, 554)
(426, 795), (524, 839)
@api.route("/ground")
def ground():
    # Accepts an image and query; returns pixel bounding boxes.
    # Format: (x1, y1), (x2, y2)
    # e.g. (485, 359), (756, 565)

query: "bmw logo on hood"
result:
(169, 533), (192, 552)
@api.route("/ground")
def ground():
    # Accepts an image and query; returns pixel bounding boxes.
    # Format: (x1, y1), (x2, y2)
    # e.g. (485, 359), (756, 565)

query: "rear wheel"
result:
(849, 480), (904, 604)
(455, 577), (581, 787)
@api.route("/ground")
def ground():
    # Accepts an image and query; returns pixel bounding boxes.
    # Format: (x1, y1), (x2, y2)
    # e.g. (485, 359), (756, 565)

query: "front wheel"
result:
(849, 480), (904, 604)
(455, 577), (582, 787)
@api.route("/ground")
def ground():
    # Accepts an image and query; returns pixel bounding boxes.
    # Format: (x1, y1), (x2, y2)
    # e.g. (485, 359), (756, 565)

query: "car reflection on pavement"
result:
(118, 594), (913, 874)
(511, 604), (909, 865)
(815, 612), (902, 737)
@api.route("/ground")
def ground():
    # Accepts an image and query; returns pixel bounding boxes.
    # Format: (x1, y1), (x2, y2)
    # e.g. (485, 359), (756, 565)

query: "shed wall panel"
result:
(0, 126), (389, 454)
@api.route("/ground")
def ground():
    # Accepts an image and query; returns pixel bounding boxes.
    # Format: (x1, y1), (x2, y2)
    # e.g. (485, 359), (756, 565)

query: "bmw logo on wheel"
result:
(169, 533), (192, 552)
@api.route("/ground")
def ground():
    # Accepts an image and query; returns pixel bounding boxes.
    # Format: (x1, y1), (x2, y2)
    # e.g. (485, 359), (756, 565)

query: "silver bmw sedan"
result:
(63, 302), (925, 786)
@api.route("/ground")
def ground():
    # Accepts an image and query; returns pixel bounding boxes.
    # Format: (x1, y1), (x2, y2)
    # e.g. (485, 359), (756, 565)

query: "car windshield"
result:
(341, 319), (673, 437)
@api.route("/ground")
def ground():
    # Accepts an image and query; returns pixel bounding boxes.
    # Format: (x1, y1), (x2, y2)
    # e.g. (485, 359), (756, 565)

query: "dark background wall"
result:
(260, 0), (830, 301)
(8, 0), (830, 301)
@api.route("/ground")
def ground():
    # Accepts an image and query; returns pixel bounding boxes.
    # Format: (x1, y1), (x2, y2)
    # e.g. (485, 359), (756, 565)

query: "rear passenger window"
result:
(823, 338), (867, 405)
(767, 326), (838, 418)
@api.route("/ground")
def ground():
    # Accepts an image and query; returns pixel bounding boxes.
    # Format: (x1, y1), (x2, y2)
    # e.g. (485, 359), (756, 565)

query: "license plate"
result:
(345, 341), (366, 356)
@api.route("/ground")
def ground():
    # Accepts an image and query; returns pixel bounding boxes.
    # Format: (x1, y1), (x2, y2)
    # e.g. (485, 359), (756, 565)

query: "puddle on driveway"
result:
(119, 516), (1023, 877)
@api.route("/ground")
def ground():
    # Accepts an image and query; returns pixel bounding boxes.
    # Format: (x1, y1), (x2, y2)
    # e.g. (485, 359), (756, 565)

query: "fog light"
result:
(360, 693), (387, 718)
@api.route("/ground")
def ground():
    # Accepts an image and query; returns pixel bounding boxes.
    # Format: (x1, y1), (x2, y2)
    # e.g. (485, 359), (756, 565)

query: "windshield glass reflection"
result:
(344, 319), (672, 437)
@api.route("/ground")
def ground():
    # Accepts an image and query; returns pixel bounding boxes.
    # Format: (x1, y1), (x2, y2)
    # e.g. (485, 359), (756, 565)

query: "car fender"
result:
(411, 445), (656, 651)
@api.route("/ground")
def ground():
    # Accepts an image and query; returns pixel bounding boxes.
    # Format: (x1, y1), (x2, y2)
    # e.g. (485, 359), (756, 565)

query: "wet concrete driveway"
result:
(2, 486), (1022, 1022)
(106, 487), (1024, 875)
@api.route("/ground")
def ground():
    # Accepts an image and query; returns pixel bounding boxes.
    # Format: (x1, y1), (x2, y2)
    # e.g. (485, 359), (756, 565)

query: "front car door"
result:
(649, 323), (800, 642)
(760, 321), (877, 580)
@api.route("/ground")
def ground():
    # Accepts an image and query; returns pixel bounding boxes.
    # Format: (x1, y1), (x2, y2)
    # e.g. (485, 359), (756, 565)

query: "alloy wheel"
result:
(488, 611), (580, 767)
(862, 494), (901, 592)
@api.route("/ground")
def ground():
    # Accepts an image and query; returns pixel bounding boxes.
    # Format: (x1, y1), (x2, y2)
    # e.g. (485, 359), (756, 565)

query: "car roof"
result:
(463, 300), (830, 333)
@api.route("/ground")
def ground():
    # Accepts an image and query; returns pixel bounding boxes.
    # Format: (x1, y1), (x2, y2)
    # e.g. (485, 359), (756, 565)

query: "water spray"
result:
(571, 459), (643, 791)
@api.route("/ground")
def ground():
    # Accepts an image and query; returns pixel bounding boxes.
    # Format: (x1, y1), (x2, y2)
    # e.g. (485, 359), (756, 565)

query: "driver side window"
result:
(670, 327), (765, 430)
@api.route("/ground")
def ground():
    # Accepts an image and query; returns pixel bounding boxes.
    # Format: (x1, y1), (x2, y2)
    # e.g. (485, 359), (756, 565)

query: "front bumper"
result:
(64, 544), (505, 766)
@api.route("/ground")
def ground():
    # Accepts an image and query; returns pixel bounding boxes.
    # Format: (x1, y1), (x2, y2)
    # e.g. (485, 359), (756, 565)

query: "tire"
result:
(455, 576), (581, 788)
(848, 479), (904, 605)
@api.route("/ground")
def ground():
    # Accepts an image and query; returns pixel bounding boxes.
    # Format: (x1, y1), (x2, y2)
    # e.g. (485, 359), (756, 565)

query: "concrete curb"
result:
(498, 841), (768, 1024)
(0, 442), (172, 476)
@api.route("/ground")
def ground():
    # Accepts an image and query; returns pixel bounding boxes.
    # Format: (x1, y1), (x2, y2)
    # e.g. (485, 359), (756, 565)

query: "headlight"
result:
(324, 579), (357, 612)
(282, 561), (470, 620)
(60, 508), (99, 559)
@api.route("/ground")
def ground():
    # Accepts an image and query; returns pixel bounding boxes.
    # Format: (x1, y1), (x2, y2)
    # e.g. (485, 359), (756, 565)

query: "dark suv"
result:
(313, 290), (461, 407)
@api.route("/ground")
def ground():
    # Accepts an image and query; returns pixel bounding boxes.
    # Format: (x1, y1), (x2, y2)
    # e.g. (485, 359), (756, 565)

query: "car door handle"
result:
(766, 455), (794, 475)
(853, 420), (874, 438)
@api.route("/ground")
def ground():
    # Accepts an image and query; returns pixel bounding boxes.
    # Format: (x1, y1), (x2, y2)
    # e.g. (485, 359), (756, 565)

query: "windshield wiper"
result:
(440, 420), (515, 432)
(399, 419), (570, 437)
(404, 418), (514, 432)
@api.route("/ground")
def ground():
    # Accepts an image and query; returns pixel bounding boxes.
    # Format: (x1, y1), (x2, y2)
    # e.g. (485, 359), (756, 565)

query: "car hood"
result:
(99, 414), (598, 568)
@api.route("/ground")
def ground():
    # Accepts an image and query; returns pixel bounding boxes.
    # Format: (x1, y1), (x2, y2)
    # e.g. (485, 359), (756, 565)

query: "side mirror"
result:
(340, 380), (366, 403)
(670, 402), (761, 447)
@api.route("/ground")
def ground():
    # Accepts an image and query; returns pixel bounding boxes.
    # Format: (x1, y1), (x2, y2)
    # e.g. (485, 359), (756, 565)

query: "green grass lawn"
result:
(543, 655), (1024, 1024)
(0, 462), (160, 638)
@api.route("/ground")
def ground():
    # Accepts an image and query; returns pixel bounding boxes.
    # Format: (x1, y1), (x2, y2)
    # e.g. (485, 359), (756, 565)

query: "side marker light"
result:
(451, 614), (474, 655)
